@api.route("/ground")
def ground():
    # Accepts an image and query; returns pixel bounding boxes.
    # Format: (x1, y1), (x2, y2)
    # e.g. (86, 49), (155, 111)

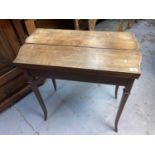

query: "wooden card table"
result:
(13, 29), (142, 132)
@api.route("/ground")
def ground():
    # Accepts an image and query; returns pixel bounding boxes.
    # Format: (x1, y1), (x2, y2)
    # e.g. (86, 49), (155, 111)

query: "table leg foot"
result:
(114, 79), (134, 132)
(115, 85), (119, 99)
(51, 78), (57, 91)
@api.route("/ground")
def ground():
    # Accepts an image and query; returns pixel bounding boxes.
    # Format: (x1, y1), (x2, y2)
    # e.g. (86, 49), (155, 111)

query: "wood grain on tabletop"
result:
(14, 28), (141, 77)
(13, 28), (142, 131)
(14, 43), (142, 75)
(26, 28), (139, 50)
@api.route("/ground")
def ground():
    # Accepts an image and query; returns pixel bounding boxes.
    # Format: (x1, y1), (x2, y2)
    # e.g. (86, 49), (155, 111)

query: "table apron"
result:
(26, 68), (132, 86)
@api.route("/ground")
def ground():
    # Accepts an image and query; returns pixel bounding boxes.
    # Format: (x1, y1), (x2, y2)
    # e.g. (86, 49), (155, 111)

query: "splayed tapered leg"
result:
(29, 81), (47, 120)
(115, 85), (119, 99)
(24, 72), (48, 121)
(51, 78), (57, 91)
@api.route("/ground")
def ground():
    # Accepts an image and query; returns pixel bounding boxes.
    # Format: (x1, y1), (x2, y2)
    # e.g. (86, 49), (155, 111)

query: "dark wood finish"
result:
(114, 79), (134, 132)
(0, 20), (20, 61)
(115, 85), (119, 99)
(11, 20), (27, 44)
(27, 77), (47, 121)
(0, 64), (14, 76)
(75, 19), (97, 30)
(24, 20), (36, 35)
(0, 77), (44, 112)
(0, 85), (30, 112)
(36, 19), (75, 29)
(0, 68), (22, 87)
(0, 73), (26, 102)
(27, 68), (129, 85)
(51, 78), (57, 91)
(13, 29), (142, 131)
(0, 19), (30, 111)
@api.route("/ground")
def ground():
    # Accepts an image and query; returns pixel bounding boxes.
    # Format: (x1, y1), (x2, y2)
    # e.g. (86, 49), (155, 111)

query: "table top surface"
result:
(14, 28), (142, 78)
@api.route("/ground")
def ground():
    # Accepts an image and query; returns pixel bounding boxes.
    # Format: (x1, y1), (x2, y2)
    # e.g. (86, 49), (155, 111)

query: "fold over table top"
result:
(13, 28), (142, 78)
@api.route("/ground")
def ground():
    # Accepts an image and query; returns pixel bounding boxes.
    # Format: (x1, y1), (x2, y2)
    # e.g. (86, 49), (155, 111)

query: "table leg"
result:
(74, 19), (80, 30)
(117, 19), (124, 31)
(128, 19), (134, 29)
(25, 72), (47, 120)
(115, 85), (119, 99)
(114, 79), (134, 132)
(51, 78), (57, 91)
(28, 80), (47, 120)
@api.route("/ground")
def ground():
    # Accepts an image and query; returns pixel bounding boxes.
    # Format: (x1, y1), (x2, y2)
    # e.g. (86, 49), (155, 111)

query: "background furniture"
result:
(74, 19), (97, 30)
(0, 19), (45, 112)
(24, 19), (100, 33)
(0, 20), (29, 111)
(117, 19), (139, 31)
(74, 19), (139, 31)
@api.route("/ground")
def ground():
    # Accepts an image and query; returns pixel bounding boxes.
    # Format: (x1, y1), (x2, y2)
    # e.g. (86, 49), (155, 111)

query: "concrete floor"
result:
(0, 20), (155, 135)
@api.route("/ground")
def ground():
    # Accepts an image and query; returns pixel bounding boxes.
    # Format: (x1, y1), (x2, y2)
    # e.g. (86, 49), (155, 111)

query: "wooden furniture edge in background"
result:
(24, 19), (36, 35)
(0, 20), (43, 112)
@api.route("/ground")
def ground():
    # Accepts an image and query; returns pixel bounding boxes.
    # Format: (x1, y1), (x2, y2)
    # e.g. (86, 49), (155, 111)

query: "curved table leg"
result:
(25, 72), (48, 121)
(29, 80), (48, 120)
(115, 85), (119, 99)
(114, 79), (134, 132)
